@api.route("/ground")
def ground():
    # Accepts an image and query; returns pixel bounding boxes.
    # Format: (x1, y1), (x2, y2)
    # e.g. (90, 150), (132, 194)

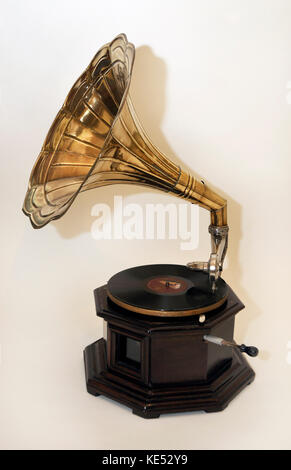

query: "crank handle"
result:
(203, 335), (259, 357)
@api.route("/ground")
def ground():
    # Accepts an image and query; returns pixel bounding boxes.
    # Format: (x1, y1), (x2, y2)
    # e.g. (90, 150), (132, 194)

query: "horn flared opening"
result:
(23, 34), (135, 228)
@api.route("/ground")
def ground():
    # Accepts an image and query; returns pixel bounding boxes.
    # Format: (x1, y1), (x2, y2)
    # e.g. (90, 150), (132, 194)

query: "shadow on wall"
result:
(53, 44), (191, 241)
(51, 44), (263, 346)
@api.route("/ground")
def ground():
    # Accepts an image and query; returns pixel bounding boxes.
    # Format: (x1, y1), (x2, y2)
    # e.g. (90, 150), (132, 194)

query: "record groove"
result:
(107, 264), (228, 317)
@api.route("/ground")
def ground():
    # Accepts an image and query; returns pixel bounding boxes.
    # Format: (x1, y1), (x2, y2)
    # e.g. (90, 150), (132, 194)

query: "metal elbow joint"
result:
(187, 205), (229, 291)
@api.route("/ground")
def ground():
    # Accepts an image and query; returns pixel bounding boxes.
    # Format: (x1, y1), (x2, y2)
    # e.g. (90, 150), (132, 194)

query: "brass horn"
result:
(22, 34), (228, 287)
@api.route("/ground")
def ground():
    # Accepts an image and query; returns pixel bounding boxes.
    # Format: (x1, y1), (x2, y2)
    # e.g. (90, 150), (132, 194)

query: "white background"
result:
(1, 0), (291, 450)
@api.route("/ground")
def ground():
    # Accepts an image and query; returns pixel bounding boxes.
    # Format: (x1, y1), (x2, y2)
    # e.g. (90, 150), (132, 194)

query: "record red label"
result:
(146, 276), (190, 294)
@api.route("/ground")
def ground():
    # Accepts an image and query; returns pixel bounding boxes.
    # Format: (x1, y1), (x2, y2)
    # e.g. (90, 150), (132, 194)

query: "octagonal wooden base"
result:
(84, 285), (255, 418)
(84, 338), (255, 418)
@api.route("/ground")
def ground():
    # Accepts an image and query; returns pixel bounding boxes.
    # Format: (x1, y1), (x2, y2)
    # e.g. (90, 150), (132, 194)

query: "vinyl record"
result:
(107, 264), (228, 317)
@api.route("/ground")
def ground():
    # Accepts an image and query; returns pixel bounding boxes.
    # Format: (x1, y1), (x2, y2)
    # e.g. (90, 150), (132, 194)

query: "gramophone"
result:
(23, 34), (258, 418)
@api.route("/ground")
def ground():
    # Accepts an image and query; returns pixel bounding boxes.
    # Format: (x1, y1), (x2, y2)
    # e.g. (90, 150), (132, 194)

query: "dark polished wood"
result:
(84, 285), (255, 418)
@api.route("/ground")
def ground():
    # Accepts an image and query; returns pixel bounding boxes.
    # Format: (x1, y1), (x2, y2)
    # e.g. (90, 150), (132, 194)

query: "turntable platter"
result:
(107, 264), (228, 317)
